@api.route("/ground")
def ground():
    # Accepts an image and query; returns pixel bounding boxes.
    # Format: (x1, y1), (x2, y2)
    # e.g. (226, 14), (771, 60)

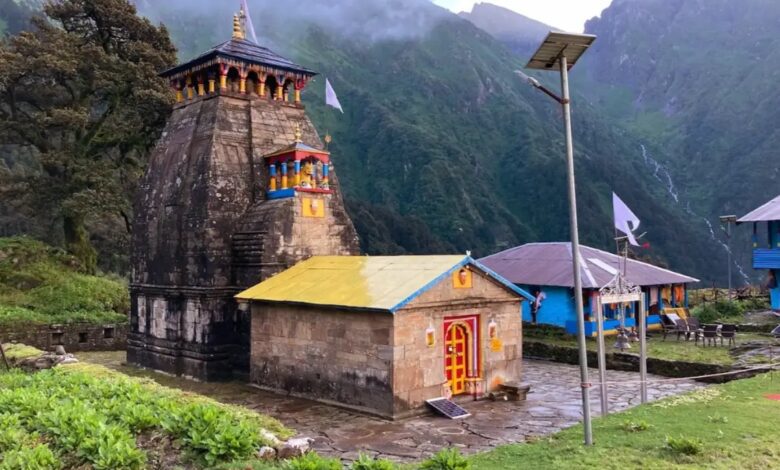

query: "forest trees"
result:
(0, 0), (176, 272)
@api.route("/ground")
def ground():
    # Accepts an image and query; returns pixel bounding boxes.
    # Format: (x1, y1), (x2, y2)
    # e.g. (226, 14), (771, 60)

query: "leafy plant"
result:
(693, 300), (745, 324)
(282, 451), (343, 470)
(0, 363), (291, 468)
(0, 443), (61, 470)
(419, 448), (470, 470)
(350, 453), (396, 470)
(620, 420), (652, 432)
(666, 435), (704, 456)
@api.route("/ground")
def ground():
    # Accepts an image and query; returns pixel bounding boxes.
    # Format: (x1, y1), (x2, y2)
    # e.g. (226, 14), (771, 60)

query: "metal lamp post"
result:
(720, 215), (737, 298)
(516, 31), (597, 446)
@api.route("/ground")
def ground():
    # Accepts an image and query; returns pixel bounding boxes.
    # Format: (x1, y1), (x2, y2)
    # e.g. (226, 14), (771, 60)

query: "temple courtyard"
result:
(78, 351), (702, 463)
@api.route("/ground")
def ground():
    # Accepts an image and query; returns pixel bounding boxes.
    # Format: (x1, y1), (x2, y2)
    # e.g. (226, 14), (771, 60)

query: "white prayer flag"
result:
(613, 192), (641, 246)
(240, 0), (258, 43)
(325, 78), (344, 113)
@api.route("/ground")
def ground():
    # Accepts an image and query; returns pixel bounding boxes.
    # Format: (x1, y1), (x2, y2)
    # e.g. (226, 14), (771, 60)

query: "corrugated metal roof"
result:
(738, 195), (780, 223)
(479, 243), (699, 289)
(236, 255), (532, 312)
(161, 38), (315, 78)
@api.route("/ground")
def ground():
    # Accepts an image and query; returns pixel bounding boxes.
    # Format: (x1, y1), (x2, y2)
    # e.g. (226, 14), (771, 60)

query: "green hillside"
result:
(582, 0), (780, 211)
(132, 0), (721, 281)
(0, 237), (128, 326)
(0, 0), (730, 282)
(579, 0), (780, 279)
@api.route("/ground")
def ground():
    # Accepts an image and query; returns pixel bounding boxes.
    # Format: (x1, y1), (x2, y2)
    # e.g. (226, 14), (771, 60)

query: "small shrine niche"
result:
(264, 127), (332, 199)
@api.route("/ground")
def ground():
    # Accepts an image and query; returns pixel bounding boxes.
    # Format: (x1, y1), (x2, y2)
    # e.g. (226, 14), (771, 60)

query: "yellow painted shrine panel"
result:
(302, 197), (325, 218)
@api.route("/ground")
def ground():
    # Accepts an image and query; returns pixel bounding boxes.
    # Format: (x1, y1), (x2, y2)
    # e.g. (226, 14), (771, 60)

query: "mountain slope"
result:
(582, 0), (780, 211)
(131, 0), (722, 281)
(457, 2), (556, 55)
(0, 0), (725, 281)
(460, 0), (780, 283)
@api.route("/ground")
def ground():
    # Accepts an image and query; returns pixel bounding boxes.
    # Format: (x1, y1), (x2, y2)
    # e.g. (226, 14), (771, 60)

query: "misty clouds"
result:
(135, 0), (450, 43)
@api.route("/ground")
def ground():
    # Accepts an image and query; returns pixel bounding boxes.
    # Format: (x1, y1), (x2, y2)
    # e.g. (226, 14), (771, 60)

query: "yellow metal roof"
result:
(236, 255), (476, 311)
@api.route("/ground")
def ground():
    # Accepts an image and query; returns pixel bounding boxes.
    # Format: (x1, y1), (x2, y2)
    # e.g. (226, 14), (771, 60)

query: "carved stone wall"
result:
(130, 92), (359, 380)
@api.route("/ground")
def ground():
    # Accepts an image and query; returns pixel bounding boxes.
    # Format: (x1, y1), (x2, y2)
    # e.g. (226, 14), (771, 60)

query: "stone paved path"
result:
(79, 351), (703, 463)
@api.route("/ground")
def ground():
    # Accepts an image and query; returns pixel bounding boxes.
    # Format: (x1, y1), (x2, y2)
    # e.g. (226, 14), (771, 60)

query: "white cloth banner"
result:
(325, 78), (344, 113)
(240, 0), (258, 43)
(613, 192), (641, 246)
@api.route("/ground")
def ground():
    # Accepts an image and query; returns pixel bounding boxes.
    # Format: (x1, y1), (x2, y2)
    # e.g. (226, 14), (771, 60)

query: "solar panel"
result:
(526, 32), (597, 71)
(426, 398), (471, 419)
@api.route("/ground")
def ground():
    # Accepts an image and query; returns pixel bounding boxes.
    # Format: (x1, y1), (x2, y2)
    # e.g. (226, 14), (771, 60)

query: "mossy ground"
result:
(0, 237), (128, 327)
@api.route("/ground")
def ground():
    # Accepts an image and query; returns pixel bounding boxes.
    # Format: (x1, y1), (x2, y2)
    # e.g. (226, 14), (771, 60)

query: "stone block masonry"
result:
(250, 305), (395, 417)
(248, 265), (525, 419)
(130, 91), (359, 381)
(0, 323), (127, 352)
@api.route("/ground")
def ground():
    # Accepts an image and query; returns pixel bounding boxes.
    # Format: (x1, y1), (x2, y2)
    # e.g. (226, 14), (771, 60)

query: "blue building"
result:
(480, 243), (699, 336)
(738, 195), (780, 311)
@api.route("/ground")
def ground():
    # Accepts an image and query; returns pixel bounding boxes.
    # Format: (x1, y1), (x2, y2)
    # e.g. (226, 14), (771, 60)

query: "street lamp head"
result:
(526, 31), (597, 71)
(719, 215), (738, 224)
(513, 70), (541, 88)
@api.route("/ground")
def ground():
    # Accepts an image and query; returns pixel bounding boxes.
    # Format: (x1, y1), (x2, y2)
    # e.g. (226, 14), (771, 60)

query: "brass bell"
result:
(614, 328), (631, 351)
(628, 327), (640, 342)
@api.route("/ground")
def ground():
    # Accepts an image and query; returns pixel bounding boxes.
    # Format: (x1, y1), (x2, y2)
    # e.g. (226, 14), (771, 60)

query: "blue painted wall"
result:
(765, 222), (779, 310)
(520, 283), (686, 331)
(520, 285), (574, 327)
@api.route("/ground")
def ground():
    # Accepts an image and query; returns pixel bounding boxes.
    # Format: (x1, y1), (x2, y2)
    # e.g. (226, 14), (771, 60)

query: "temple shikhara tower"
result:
(129, 10), (360, 380)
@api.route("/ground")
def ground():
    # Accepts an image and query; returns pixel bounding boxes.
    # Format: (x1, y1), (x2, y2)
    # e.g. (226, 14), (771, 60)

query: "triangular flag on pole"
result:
(613, 192), (641, 246)
(240, 0), (258, 43)
(325, 78), (344, 113)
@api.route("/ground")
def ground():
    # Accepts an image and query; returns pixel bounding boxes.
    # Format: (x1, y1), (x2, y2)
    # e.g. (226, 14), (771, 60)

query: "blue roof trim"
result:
(470, 258), (535, 301)
(388, 256), (534, 313)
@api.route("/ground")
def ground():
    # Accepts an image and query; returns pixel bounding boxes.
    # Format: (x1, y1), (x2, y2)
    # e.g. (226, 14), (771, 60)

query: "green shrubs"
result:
(0, 443), (61, 470)
(665, 435), (703, 456)
(0, 236), (128, 327)
(163, 402), (262, 466)
(0, 365), (291, 468)
(283, 452), (342, 470)
(620, 419), (652, 432)
(419, 448), (470, 470)
(350, 453), (396, 470)
(0, 412), (62, 470)
(692, 300), (745, 324)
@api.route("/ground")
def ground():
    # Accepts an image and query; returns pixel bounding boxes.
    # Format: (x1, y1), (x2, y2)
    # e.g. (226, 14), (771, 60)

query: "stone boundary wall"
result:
(523, 341), (752, 384)
(0, 323), (128, 352)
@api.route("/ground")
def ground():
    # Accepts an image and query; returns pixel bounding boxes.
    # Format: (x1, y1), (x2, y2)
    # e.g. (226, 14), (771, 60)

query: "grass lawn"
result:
(470, 371), (780, 469)
(525, 333), (773, 366)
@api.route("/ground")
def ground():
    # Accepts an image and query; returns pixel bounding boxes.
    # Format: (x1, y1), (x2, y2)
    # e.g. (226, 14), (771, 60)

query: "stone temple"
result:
(129, 12), (360, 380)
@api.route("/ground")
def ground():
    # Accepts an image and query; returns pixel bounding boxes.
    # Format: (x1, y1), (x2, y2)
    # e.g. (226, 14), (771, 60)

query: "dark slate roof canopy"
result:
(161, 37), (316, 78)
(738, 195), (780, 223)
(479, 242), (699, 289)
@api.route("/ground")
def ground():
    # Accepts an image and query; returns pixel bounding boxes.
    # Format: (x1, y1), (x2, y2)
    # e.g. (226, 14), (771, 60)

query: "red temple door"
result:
(445, 323), (469, 395)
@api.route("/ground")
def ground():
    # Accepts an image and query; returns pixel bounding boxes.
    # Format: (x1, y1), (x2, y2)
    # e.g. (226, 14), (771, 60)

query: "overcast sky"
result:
(432, 0), (614, 32)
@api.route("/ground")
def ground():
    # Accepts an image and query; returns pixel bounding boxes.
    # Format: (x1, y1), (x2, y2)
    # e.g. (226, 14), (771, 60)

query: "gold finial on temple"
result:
(294, 124), (303, 143)
(232, 12), (244, 40)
